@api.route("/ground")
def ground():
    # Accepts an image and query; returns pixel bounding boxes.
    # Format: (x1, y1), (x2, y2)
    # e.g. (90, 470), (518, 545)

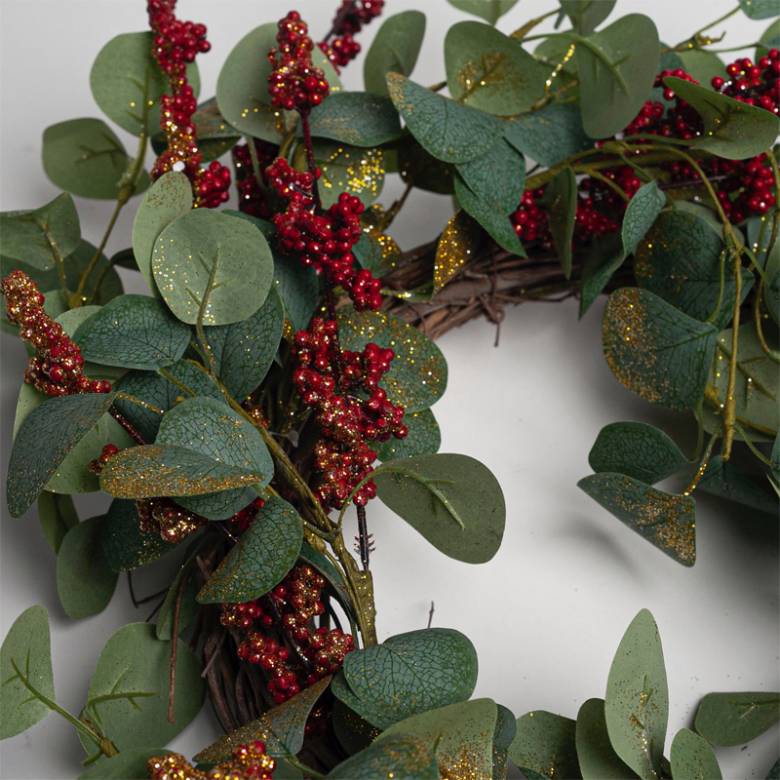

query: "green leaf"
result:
(740, 0), (778, 19)
(377, 699), (498, 779)
(374, 453), (505, 563)
(152, 209), (273, 326)
(197, 495), (303, 603)
(314, 141), (386, 210)
(42, 118), (148, 200)
(665, 77), (780, 160)
(622, 181), (666, 256)
(492, 704), (517, 780)
(588, 422), (689, 484)
(578, 473), (696, 565)
(575, 14), (660, 138)
(0, 193), (80, 271)
(562, 0), (617, 34)
(74, 294), (191, 370)
(78, 748), (171, 779)
(397, 137), (455, 194)
(155, 396), (272, 519)
(376, 409), (441, 460)
(7, 393), (117, 517)
(580, 233), (626, 317)
(56, 516), (118, 619)
(671, 728), (722, 780)
(605, 609), (669, 779)
(37, 492), (79, 553)
(364, 11), (426, 96)
(504, 103), (591, 167)
(387, 74), (505, 163)
(602, 287), (719, 410)
(757, 19), (780, 59)
(508, 711), (579, 780)
(695, 691), (780, 746)
(99, 444), (262, 499)
(337, 308), (447, 412)
(768, 758), (780, 780)
(634, 210), (752, 328)
(542, 167), (577, 278)
(100, 499), (175, 572)
(576, 698), (633, 780)
(205, 287), (283, 401)
(308, 92), (402, 147)
(190, 98), (241, 162)
(0, 606), (55, 739)
(334, 628), (478, 729)
(131, 172), (193, 293)
(195, 677), (331, 763)
(698, 456), (778, 516)
(113, 360), (222, 443)
(90, 31), (199, 136)
(82, 623), (203, 753)
(676, 50), (726, 85)
(274, 257), (320, 332)
(328, 735), (438, 779)
(448, 0), (519, 25)
(445, 22), (549, 114)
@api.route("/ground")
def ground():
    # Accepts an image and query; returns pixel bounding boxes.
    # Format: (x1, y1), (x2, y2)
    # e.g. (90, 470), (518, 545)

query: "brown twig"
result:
(166, 574), (187, 723)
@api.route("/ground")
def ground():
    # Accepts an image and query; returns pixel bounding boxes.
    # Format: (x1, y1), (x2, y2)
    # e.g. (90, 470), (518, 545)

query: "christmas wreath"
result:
(1, 0), (779, 777)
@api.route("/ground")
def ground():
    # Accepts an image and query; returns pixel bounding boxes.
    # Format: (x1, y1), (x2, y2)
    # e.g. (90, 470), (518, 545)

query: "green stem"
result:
(687, 4), (740, 42)
(682, 434), (718, 497)
(511, 8), (559, 40)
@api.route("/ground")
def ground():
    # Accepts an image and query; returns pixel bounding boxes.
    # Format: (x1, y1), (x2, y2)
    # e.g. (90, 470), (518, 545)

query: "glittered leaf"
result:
(740, 0), (779, 19)
(100, 444), (262, 500)
(364, 11), (426, 96)
(588, 421), (689, 484)
(309, 92), (402, 147)
(508, 711), (578, 780)
(42, 117), (148, 200)
(313, 141), (386, 210)
(189, 98), (240, 162)
(605, 609), (668, 780)
(328, 735), (438, 779)
(576, 698), (633, 780)
(78, 749), (172, 780)
(0, 193), (80, 271)
(376, 409), (441, 460)
(374, 453), (505, 563)
(7, 392), (117, 517)
(665, 77), (780, 160)
(335, 628), (478, 730)
(0, 606), (55, 740)
(671, 728), (722, 780)
(56, 515), (118, 619)
(90, 31), (199, 137)
(447, 0), (519, 24)
(634, 210), (752, 328)
(377, 698), (498, 779)
(337, 308), (447, 412)
(694, 691), (780, 746)
(576, 14), (660, 138)
(387, 73), (505, 164)
(74, 294), (191, 370)
(37, 492), (79, 554)
(542, 167), (577, 278)
(622, 181), (666, 256)
(100, 499), (175, 572)
(205, 287), (284, 400)
(445, 22), (549, 114)
(131, 171), (193, 293)
(579, 473), (696, 565)
(195, 677), (331, 763)
(152, 209), (273, 326)
(197, 495), (303, 603)
(561, 0), (617, 33)
(580, 233), (626, 317)
(82, 623), (203, 753)
(273, 258), (320, 333)
(434, 210), (483, 292)
(504, 103), (591, 167)
(492, 704), (517, 780)
(698, 456), (778, 516)
(602, 287), (719, 410)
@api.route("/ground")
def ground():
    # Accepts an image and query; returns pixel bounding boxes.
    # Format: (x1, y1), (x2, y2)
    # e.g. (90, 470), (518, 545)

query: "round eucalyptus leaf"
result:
(364, 11), (426, 96)
(328, 735), (438, 779)
(376, 409), (441, 461)
(509, 711), (579, 780)
(447, 0), (519, 24)
(671, 728), (722, 780)
(694, 691), (780, 746)
(576, 698), (633, 780)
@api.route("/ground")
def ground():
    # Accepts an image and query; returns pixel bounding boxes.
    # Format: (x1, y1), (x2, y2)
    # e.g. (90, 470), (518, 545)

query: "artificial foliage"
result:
(1, 0), (779, 778)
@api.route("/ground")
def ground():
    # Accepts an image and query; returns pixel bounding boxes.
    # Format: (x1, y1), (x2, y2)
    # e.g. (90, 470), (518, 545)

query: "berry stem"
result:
(356, 503), (370, 570)
(299, 110), (322, 209)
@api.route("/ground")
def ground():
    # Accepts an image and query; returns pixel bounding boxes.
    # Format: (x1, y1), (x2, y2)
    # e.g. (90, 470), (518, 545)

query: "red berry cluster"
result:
(712, 50), (780, 115)
(1, 271), (111, 397)
(136, 497), (205, 544)
(88, 443), (120, 474)
(319, 0), (385, 70)
(268, 158), (382, 310)
(147, 0), (231, 208)
(293, 318), (407, 509)
(223, 565), (354, 704)
(268, 12), (330, 111)
(148, 740), (275, 780)
(231, 140), (279, 219)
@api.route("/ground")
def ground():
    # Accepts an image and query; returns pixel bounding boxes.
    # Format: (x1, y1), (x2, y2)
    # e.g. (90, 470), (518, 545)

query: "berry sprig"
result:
(319, 0), (385, 70)
(712, 49), (780, 115)
(147, 0), (231, 208)
(231, 140), (279, 220)
(1, 271), (111, 397)
(148, 740), (275, 780)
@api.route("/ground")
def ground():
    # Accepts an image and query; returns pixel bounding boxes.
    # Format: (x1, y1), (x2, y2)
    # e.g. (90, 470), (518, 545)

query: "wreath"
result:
(1, 0), (779, 778)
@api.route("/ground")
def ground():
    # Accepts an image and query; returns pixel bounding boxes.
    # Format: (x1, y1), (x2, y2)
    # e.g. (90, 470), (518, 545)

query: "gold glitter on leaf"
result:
(434, 211), (481, 292)
(317, 142), (386, 209)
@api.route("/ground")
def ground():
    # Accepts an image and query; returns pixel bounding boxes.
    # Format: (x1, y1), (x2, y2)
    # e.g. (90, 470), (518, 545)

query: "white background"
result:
(1, 1), (778, 778)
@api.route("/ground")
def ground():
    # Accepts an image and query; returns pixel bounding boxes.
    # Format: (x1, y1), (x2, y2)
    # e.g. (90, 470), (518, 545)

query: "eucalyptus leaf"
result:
(274, 257), (320, 332)
(541, 167), (577, 278)
(308, 92), (402, 147)
(374, 453), (505, 563)
(757, 19), (780, 58)
(156, 563), (200, 640)
(576, 698), (633, 780)
(364, 11), (426, 96)
(100, 499), (175, 572)
(562, 0), (617, 34)
(314, 141), (386, 210)
(695, 691), (780, 746)
(37, 492), (79, 554)
(504, 103), (591, 167)
(698, 456), (778, 516)
(78, 749), (172, 779)
(622, 181), (666, 257)
(376, 409), (441, 460)
(580, 233), (626, 317)
(448, 0), (519, 25)
(397, 137), (455, 194)
(739, 0), (779, 19)
(671, 727), (722, 780)
(328, 735), (438, 780)
(677, 50), (726, 85)
(508, 711), (579, 780)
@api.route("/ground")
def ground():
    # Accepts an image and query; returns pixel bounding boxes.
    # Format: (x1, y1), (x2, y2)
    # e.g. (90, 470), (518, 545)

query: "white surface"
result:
(1, 1), (779, 778)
